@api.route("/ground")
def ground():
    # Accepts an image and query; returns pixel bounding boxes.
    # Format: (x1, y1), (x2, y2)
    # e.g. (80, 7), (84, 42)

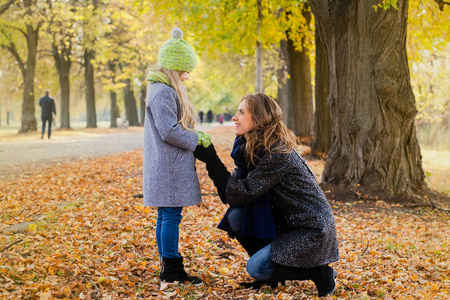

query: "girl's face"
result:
(232, 100), (255, 136)
(179, 72), (189, 82)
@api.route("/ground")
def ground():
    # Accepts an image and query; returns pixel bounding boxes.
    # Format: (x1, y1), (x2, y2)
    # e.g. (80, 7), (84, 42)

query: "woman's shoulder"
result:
(149, 82), (176, 95)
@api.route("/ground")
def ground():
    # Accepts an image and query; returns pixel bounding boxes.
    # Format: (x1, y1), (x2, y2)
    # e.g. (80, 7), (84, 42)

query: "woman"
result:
(143, 28), (209, 285)
(194, 93), (339, 297)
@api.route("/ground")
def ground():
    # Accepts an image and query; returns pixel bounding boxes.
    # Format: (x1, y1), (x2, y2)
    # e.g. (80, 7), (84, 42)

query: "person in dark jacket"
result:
(194, 93), (339, 297)
(39, 90), (56, 139)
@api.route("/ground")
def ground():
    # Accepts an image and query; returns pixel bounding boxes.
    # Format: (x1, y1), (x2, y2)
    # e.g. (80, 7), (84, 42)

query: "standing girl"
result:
(143, 28), (206, 284)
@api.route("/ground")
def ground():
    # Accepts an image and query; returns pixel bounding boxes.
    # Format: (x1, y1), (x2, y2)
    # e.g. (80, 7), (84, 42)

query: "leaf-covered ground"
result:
(0, 126), (449, 299)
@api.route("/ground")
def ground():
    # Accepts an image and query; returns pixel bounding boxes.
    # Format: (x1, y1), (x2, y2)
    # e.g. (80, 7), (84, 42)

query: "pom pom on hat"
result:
(171, 27), (183, 39)
(158, 28), (197, 72)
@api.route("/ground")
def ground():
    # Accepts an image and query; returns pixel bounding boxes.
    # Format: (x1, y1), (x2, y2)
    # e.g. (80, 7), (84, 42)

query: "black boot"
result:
(160, 256), (202, 285)
(311, 265), (337, 297)
(268, 264), (337, 297)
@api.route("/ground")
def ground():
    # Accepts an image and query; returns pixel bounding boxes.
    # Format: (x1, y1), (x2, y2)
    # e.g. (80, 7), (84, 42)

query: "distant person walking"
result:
(199, 109), (204, 124)
(39, 90), (56, 139)
(206, 109), (213, 124)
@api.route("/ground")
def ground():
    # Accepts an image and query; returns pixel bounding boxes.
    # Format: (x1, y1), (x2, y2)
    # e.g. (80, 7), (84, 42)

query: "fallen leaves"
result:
(0, 126), (449, 299)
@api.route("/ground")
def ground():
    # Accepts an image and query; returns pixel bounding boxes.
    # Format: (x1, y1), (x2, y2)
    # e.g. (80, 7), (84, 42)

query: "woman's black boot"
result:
(311, 265), (337, 297)
(268, 264), (337, 297)
(160, 256), (202, 284)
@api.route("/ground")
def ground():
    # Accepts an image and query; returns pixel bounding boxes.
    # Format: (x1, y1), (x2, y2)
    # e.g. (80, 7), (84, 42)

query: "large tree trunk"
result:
(19, 23), (39, 133)
(309, 0), (425, 195)
(311, 25), (332, 157)
(287, 10), (313, 137)
(276, 11), (313, 137)
(84, 49), (97, 128)
(52, 41), (72, 129)
(123, 78), (139, 126)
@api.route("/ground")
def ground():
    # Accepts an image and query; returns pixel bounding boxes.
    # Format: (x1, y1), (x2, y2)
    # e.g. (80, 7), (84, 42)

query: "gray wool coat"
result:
(143, 82), (201, 207)
(226, 150), (339, 268)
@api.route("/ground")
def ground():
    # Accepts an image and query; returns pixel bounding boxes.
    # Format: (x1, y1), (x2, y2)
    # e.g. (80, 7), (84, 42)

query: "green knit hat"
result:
(157, 28), (197, 72)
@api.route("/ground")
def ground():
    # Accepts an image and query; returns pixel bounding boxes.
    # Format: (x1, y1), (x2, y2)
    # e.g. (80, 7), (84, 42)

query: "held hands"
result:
(196, 130), (211, 148)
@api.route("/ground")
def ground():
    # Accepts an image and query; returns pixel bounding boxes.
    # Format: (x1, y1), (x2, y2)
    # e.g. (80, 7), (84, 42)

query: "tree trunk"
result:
(140, 85), (146, 125)
(311, 25), (332, 157)
(277, 39), (290, 126)
(255, 0), (264, 93)
(276, 16), (314, 137)
(19, 23), (39, 133)
(108, 61), (118, 128)
(110, 90), (118, 128)
(123, 78), (139, 126)
(287, 10), (313, 137)
(84, 49), (97, 128)
(309, 0), (425, 195)
(52, 41), (72, 129)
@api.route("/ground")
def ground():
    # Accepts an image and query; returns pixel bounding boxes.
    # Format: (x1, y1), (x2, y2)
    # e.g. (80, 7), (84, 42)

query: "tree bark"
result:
(311, 25), (332, 157)
(110, 90), (118, 128)
(52, 40), (72, 129)
(276, 10), (313, 137)
(255, 0), (264, 93)
(287, 10), (313, 137)
(123, 78), (139, 126)
(309, 0), (425, 195)
(277, 39), (290, 126)
(84, 48), (97, 128)
(19, 23), (40, 133)
(108, 62), (118, 128)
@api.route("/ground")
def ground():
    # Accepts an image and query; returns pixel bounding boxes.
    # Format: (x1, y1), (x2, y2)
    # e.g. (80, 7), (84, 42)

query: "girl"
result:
(143, 28), (208, 285)
(194, 93), (339, 297)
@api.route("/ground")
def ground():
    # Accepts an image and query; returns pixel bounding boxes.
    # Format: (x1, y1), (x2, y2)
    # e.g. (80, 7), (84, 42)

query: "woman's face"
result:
(179, 72), (189, 82)
(232, 100), (255, 136)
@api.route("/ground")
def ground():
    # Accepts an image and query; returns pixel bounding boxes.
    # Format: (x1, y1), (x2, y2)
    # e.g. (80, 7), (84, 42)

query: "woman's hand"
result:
(194, 143), (230, 204)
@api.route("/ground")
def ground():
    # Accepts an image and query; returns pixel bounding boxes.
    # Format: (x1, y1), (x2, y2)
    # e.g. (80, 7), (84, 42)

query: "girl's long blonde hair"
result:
(242, 93), (298, 165)
(158, 67), (196, 131)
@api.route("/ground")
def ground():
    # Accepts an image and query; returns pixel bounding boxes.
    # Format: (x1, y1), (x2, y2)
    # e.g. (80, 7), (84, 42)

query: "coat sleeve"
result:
(226, 151), (289, 206)
(148, 87), (198, 151)
(52, 99), (56, 114)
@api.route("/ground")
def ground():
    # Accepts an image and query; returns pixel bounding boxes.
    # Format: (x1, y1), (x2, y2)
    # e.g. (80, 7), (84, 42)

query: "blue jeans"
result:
(156, 207), (183, 258)
(228, 208), (275, 281)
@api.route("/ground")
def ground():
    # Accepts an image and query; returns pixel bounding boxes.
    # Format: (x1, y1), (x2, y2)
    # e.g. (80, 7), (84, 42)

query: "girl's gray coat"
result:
(143, 82), (201, 207)
(226, 150), (339, 268)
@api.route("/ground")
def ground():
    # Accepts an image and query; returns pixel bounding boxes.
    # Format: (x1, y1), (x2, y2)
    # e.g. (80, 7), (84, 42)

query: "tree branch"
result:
(4, 24), (27, 38)
(434, 0), (450, 11)
(0, 0), (16, 15)
(0, 36), (26, 76)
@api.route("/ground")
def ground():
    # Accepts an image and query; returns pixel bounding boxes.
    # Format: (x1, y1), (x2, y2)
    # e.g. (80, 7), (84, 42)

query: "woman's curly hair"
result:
(241, 93), (298, 165)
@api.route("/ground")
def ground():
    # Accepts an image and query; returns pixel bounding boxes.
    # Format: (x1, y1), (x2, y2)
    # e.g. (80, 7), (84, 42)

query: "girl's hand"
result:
(196, 131), (211, 148)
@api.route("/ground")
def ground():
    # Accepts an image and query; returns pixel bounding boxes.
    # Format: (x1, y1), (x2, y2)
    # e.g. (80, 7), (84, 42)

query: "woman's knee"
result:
(227, 208), (243, 232)
(246, 245), (273, 281)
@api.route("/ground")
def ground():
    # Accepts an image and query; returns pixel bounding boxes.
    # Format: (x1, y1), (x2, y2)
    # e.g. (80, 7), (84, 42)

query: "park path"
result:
(0, 123), (226, 180)
(0, 129), (145, 180)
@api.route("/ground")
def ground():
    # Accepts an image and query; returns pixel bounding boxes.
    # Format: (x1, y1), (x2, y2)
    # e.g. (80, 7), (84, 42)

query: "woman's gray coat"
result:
(143, 82), (201, 207)
(226, 150), (339, 268)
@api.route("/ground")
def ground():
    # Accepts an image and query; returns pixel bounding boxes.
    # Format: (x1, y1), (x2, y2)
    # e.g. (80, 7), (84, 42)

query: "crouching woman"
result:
(194, 93), (339, 297)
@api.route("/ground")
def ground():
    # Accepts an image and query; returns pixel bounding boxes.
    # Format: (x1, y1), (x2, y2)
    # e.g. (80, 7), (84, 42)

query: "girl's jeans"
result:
(156, 207), (183, 258)
(227, 208), (275, 281)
